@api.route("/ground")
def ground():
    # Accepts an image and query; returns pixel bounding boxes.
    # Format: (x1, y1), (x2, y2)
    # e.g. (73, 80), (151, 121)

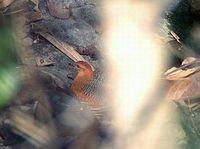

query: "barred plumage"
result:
(71, 61), (105, 119)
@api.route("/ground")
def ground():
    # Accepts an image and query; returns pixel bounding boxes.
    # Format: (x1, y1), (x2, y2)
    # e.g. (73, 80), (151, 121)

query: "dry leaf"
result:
(163, 57), (199, 80)
(164, 57), (200, 100)
(0, 0), (15, 9)
(46, 0), (70, 19)
(38, 31), (86, 62)
(170, 31), (181, 44)
(29, 11), (42, 22)
(31, 23), (94, 70)
(163, 67), (199, 81)
(165, 79), (200, 100)
(31, 0), (40, 12)
(8, 109), (54, 145)
(3, 9), (26, 16)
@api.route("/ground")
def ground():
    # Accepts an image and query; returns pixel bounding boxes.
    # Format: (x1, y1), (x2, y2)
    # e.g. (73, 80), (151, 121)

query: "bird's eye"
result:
(76, 64), (80, 68)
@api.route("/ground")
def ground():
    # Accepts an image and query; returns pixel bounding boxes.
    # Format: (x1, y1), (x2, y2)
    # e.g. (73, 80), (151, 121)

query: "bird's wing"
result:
(82, 69), (105, 104)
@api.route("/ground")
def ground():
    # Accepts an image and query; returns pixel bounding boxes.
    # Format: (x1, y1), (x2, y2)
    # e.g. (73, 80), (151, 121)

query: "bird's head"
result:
(76, 61), (93, 71)
(75, 61), (94, 79)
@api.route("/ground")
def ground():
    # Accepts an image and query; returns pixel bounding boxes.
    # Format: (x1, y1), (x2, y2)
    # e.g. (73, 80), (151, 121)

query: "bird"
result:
(71, 61), (105, 117)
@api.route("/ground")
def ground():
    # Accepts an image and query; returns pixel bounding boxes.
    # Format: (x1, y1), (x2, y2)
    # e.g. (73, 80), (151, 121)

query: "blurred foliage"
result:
(166, 1), (200, 148)
(166, 0), (193, 42)
(0, 66), (19, 106)
(0, 19), (19, 107)
(176, 103), (200, 149)
(166, 0), (200, 55)
(0, 22), (18, 64)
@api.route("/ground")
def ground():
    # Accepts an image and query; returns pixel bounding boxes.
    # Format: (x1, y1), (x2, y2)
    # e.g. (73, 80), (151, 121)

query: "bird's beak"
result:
(91, 65), (95, 71)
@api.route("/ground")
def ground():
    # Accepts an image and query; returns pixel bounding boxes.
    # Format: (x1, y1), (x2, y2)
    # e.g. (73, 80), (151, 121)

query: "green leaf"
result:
(0, 64), (19, 106)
